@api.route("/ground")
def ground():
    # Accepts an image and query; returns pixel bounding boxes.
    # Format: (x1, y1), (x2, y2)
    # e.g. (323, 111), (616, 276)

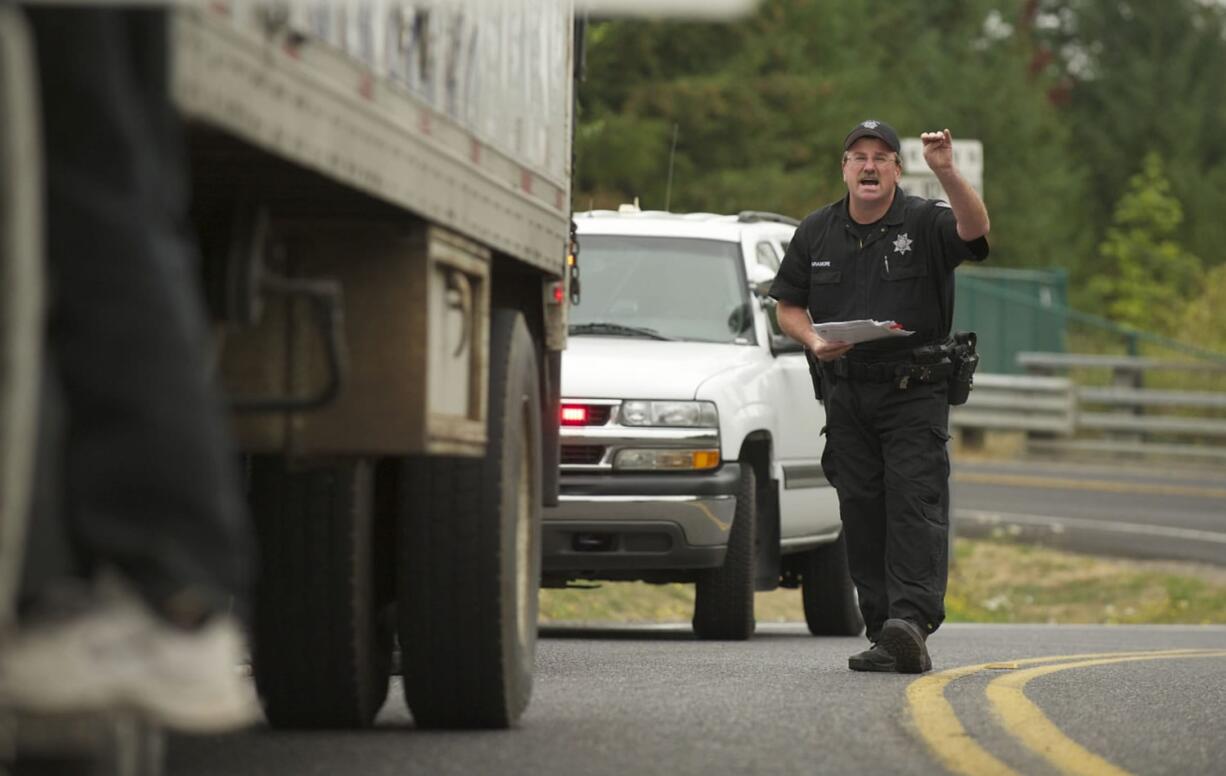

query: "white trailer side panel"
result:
(172, 0), (572, 275)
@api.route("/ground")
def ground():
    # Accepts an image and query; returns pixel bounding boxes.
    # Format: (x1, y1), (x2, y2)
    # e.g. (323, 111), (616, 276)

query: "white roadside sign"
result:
(898, 137), (983, 200)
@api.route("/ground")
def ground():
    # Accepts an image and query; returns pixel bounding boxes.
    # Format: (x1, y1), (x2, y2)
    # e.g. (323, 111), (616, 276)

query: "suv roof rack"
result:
(736, 210), (800, 226)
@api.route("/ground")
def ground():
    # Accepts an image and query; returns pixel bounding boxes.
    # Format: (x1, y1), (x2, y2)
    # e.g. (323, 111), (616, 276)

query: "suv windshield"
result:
(571, 235), (753, 344)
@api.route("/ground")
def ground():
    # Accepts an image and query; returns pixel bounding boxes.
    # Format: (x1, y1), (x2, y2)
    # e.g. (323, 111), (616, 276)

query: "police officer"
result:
(769, 120), (989, 673)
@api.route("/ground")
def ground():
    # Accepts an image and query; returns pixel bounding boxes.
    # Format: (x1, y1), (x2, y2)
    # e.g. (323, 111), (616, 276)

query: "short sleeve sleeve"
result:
(928, 202), (989, 273)
(769, 218), (812, 306)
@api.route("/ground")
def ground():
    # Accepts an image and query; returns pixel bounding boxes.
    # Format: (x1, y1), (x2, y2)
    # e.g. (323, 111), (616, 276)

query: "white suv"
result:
(543, 207), (863, 640)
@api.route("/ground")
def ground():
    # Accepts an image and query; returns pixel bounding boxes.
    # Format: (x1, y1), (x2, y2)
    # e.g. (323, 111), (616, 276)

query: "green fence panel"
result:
(953, 267), (1068, 374)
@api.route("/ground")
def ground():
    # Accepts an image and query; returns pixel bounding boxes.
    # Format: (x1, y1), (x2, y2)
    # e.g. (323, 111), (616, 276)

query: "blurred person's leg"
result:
(0, 7), (256, 730)
(31, 5), (251, 629)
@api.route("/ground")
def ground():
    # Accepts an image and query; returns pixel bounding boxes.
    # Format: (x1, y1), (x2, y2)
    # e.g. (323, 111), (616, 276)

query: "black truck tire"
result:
(397, 308), (542, 729)
(692, 465), (756, 640)
(801, 532), (864, 636)
(249, 457), (394, 728)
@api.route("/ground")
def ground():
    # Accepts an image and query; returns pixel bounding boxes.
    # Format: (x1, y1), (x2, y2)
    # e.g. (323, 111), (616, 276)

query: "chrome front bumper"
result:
(542, 464), (742, 574)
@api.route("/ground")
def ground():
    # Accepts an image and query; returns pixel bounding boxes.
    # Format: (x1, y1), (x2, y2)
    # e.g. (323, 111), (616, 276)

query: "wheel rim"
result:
(513, 398), (535, 658)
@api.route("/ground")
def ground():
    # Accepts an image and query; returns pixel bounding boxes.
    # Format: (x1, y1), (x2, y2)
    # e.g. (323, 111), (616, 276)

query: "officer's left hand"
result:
(921, 129), (954, 172)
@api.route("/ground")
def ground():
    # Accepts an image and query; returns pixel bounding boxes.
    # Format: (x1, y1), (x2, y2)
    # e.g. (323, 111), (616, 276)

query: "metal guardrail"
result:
(952, 352), (1226, 460)
(1018, 352), (1226, 377)
(951, 374), (1076, 436)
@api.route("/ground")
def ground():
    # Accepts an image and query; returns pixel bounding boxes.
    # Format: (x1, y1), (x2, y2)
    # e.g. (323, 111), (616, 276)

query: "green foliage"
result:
(1030, 0), (1226, 269)
(574, 0), (1226, 339)
(575, 0), (1088, 269)
(1086, 153), (1203, 333)
(575, 114), (675, 210)
(1179, 263), (1226, 355)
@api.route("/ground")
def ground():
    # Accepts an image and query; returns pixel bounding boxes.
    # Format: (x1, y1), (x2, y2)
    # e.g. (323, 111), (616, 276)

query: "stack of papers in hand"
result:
(811, 319), (915, 344)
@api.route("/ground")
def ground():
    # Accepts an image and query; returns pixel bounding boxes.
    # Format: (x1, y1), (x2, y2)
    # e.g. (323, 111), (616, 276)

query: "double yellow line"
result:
(907, 649), (1226, 776)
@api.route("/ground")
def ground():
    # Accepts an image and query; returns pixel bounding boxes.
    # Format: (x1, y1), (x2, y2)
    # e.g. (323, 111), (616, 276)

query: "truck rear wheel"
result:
(397, 308), (542, 728)
(801, 532), (864, 636)
(692, 466), (756, 640)
(249, 457), (394, 728)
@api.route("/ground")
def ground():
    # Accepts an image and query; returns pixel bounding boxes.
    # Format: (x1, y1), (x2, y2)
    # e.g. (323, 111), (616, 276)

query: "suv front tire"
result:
(692, 465), (757, 640)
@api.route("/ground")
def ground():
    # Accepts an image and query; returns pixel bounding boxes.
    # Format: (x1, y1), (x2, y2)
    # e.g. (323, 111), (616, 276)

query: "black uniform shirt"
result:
(769, 188), (989, 358)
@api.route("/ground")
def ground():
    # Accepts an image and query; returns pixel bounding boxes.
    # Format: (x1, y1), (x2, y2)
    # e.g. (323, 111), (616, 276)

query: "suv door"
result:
(757, 288), (841, 542)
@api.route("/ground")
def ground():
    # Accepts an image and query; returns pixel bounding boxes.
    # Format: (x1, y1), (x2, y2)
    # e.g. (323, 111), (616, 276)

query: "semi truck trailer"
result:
(179, 0), (576, 730)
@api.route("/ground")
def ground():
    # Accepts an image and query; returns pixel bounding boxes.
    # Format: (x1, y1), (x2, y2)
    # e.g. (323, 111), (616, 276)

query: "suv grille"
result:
(563, 404), (611, 426)
(585, 405), (612, 426)
(561, 445), (605, 465)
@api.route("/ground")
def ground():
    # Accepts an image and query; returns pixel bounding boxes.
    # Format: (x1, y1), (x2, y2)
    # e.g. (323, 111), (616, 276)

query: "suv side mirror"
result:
(747, 264), (776, 297)
(770, 333), (804, 355)
(759, 294), (805, 355)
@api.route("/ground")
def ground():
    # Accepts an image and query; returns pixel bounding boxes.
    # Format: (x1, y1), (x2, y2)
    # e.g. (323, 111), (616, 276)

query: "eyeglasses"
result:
(844, 153), (897, 167)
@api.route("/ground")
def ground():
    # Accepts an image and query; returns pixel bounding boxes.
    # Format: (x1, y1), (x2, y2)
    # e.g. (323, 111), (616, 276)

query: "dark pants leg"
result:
(24, 8), (252, 620)
(878, 383), (950, 633)
(825, 377), (950, 639)
(821, 380), (887, 641)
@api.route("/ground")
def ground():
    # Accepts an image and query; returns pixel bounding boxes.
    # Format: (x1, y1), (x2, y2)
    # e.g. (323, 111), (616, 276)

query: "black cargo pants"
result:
(20, 8), (252, 620)
(820, 372), (950, 640)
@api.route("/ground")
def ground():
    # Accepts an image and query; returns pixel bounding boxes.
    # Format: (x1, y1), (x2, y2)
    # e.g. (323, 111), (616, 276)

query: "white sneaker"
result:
(0, 577), (261, 733)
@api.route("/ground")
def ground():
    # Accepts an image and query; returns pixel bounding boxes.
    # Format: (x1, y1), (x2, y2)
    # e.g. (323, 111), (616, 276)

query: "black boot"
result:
(848, 643), (896, 672)
(877, 619), (931, 674)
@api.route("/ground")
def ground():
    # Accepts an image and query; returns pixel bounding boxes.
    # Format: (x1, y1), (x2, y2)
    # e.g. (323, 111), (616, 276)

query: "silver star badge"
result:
(893, 233), (913, 254)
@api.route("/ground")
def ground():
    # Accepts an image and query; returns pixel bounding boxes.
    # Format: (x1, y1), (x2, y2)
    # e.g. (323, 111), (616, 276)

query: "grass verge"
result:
(539, 538), (1226, 626)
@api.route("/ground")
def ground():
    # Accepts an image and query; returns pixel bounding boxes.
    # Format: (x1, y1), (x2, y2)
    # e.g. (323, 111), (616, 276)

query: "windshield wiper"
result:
(568, 322), (674, 341)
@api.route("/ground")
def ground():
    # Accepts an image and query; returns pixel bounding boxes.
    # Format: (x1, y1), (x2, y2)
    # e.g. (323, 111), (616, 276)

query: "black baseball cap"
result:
(843, 120), (900, 153)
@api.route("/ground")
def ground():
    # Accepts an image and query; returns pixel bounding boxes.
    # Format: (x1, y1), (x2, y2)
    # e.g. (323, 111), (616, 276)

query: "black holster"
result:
(947, 331), (979, 406)
(805, 350), (824, 401)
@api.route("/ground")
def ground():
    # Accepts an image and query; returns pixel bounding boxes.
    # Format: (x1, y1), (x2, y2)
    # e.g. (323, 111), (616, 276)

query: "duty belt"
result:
(825, 356), (954, 389)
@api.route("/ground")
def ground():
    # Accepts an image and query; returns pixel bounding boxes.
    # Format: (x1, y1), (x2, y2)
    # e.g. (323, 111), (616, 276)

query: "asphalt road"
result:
(168, 623), (1226, 776)
(951, 457), (1226, 565)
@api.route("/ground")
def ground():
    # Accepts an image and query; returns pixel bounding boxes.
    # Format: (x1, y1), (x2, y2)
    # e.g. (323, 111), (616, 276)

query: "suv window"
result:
(573, 235), (753, 344)
(755, 241), (780, 271)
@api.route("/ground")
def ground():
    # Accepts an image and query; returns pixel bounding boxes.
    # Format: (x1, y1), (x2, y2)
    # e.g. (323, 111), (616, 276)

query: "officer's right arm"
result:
(769, 214), (852, 362)
(776, 301), (853, 362)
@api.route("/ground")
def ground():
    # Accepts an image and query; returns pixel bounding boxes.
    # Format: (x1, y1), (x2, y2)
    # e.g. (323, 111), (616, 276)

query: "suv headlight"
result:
(612, 400), (721, 471)
(619, 400), (718, 427)
(614, 449), (720, 471)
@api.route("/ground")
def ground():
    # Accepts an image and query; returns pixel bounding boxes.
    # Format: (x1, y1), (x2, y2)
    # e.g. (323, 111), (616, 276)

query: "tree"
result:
(1179, 263), (1226, 356)
(574, 0), (1090, 269)
(1028, 0), (1226, 270)
(1086, 152), (1203, 334)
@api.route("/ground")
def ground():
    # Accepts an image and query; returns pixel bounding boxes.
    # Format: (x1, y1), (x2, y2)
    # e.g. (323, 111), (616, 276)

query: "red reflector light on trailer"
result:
(561, 405), (589, 425)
